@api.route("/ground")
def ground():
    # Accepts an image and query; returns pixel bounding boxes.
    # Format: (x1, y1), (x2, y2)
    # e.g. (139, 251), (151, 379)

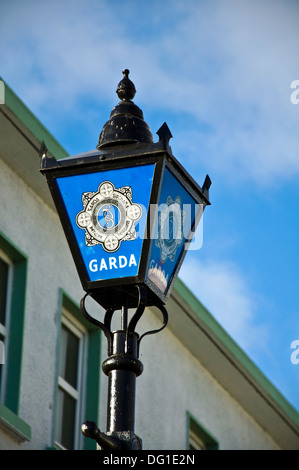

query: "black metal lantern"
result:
(40, 70), (211, 311)
(40, 70), (211, 450)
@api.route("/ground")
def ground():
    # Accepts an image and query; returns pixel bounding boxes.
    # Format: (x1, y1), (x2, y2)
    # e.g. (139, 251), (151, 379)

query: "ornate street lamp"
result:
(40, 70), (211, 450)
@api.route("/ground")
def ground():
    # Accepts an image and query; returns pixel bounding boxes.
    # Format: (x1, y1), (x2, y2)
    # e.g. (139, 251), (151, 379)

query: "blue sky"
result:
(1, 0), (299, 412)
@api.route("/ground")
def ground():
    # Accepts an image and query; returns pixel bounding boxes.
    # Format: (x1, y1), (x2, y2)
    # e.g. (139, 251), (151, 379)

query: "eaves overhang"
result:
(162, 277), (299, 450)
(0, 77), (69, 211)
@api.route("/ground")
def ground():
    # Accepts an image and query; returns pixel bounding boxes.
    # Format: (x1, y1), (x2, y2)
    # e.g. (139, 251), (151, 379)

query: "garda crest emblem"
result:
(155, 195), (184, 263)
(76, 181), (142, 253)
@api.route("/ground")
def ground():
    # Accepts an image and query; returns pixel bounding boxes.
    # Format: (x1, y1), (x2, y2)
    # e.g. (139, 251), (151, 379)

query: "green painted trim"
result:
(0, 77), (69, 159)
(175, 277), (299, 428)
(54, 290), (101, 450)
(84, 328), (101, 450)
(0, 402), (31, 442)
(187, 412), (218, 450)
(0, 232), (27, 415)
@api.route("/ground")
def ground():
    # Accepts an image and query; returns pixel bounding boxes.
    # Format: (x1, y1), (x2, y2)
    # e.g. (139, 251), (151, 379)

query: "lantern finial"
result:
(116, 69), (136, 102)
(97, 69), (154, 148)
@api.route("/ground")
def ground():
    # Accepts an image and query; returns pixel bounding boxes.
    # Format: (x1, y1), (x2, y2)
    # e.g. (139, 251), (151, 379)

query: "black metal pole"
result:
(102, 330), (143, 435)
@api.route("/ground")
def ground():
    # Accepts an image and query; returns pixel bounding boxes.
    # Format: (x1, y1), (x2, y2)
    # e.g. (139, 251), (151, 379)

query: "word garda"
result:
(89, 254), (137, 272)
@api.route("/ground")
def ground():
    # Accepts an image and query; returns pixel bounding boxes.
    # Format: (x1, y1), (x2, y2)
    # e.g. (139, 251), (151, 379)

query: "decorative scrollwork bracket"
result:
(80, 285), (168, 450)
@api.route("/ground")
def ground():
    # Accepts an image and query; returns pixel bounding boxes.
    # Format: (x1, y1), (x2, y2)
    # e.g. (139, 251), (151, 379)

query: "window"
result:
(187, 412), (219, 450)
(55, 312), (87, 450)
(0, 232), (30, 442)
(0, 251), (13, 402)
(189, 429), (208, 450)
(54, 291), (101, 450)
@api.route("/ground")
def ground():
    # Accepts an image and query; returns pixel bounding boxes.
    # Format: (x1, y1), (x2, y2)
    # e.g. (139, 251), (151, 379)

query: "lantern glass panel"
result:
(147, 167), (202, 296)
(55, 163), (155, 282)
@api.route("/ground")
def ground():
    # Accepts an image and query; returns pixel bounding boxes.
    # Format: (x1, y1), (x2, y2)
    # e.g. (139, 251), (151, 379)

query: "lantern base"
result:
(87, 281), (166, 311)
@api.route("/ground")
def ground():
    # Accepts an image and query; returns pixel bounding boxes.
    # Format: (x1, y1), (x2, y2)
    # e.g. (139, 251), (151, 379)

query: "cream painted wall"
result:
(0, 157), (281, 450)
(0, 158), (83, 449)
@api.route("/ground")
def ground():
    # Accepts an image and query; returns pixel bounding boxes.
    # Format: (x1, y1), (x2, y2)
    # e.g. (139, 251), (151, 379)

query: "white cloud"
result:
(179, 256), (269, 356)
(1, 0), (299, 185)
(167, 0), (299, 186)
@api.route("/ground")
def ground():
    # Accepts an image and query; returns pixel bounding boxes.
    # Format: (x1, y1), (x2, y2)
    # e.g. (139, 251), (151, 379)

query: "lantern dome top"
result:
(97, 69), (154, 149)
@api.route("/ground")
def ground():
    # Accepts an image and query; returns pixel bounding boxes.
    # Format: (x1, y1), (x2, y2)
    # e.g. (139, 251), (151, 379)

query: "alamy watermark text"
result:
(290, 340), (299, 365)
(290, 80), (299, 104)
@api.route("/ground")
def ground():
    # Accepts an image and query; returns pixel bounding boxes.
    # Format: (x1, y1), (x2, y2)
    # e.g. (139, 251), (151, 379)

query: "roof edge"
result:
(173, 276), (299, 429)
(0, 76), (69, 159)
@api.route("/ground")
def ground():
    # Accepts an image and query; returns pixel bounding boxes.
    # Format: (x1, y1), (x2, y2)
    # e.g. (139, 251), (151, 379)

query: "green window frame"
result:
(0, 250), (13, 400)
(187, 412), (219, 450)
(0, 232), (31, 442)
(53, 290), (101, 450)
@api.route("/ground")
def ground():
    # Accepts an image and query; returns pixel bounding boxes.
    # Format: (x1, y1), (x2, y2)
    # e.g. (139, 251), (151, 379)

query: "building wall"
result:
(99, 308), (280, 450)
(0, 155), (282, 450)
(0, 156), (85, 449)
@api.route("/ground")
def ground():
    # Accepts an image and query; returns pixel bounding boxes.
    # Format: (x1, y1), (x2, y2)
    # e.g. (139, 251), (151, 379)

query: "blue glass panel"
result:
(56, 164), (155, 282)
(147, 168), (200, 295)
